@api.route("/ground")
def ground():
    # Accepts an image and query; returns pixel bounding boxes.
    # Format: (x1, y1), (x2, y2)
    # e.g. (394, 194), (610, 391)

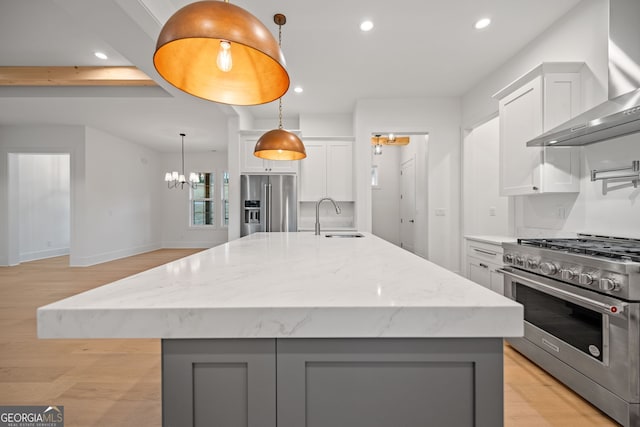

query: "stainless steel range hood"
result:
(527, 0), (640, 147)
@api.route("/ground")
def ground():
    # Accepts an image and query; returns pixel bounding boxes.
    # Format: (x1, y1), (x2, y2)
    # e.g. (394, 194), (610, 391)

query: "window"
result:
(221, 171), (230, 227)
(190, 172), (214, 226)
(371, 165), (380, 188)
(189, 171), (229, 228)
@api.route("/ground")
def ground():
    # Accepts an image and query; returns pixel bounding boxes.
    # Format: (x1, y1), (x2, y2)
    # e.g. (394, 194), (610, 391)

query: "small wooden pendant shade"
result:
(254, 13), (306, 161)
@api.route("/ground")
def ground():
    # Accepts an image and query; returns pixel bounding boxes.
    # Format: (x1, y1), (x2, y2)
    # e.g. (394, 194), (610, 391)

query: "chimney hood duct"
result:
(527, 0), (640, 147)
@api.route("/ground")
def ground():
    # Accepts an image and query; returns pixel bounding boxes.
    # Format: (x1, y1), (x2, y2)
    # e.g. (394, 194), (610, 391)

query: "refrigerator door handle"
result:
(264, 183), (272, 232)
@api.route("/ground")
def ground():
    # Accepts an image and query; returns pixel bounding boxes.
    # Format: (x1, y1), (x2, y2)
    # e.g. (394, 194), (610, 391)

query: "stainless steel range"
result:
(501, 234), (640, 427)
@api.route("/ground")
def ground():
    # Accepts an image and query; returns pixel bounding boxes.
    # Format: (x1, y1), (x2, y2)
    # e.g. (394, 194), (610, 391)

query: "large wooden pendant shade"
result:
(153, 1), (290, 105)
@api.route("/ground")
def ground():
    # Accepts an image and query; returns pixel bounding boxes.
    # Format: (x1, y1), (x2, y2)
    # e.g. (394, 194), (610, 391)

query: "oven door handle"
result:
(498, 268), (627, 316)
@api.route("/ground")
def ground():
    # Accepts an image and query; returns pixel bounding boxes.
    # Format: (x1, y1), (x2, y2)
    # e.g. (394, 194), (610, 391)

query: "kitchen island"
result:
(38, 232), (523, 427)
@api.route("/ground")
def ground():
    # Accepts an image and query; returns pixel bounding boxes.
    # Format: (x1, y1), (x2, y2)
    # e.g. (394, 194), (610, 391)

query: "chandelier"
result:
(164, 133), (199, 189)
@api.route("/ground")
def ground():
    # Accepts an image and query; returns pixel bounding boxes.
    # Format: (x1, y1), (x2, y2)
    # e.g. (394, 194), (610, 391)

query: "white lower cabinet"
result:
(465, 238), (509, 295)
(489, 269), (504, 295)
(468, 259), (491, 288)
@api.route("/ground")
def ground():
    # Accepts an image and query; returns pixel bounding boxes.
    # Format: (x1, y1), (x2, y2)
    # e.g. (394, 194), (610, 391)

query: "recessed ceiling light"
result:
(474, 18), (491, 30)
(294, 86), (303, 93)
(360, 20), (374, 32)
(94, 52), (108, 60)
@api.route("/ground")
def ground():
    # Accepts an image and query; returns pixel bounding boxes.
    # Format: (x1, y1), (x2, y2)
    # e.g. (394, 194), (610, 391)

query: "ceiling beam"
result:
(0, 66), (157, 86)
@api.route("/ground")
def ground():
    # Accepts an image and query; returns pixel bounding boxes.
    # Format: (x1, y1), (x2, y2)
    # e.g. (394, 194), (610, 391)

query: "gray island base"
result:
(162, 337), (504, 427)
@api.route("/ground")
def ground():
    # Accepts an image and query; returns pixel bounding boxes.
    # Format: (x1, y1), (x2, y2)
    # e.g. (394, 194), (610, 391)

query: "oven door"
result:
(501, 267), (636, 401)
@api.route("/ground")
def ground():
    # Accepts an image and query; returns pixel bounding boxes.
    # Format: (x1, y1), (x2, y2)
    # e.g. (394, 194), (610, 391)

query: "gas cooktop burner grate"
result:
(518, 235), (640, 262)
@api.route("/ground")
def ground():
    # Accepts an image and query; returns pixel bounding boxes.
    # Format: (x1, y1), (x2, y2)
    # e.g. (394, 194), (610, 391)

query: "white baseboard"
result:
(70, 243), (162, 267)
(162, 240), (227, 249)
(19, 247), (70, 263)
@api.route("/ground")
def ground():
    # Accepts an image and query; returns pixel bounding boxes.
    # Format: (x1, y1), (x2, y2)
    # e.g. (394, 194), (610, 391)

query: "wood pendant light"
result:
(153, 1), (290, 106)
(254, 13), (306, 161)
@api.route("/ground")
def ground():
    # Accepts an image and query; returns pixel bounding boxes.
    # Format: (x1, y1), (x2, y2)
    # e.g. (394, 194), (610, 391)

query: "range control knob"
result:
(599, 278), (619, 292)
(560, 269), (576, 281)
(526, 259), (539, 270)
(503, 254), (514, 264)
(578, 273), (594, 286)
(539, 262), (558, 275)
(515, 256), (525, 267)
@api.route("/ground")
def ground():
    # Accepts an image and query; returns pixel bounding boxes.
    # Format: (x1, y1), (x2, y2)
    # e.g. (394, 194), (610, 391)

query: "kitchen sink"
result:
(324, 233), (364, 238)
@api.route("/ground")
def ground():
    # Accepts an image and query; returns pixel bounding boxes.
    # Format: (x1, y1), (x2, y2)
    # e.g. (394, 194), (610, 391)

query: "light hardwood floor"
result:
(0, 250), (620, 426)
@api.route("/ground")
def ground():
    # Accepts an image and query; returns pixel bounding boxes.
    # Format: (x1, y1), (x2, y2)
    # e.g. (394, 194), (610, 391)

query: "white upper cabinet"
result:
(494, 63), (583, 196)
(240, 135), (298, 174)
(300, 140), (353, 201)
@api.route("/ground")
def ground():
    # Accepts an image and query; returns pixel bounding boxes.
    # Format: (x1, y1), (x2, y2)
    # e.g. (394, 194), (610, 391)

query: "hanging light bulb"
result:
(216, 41), (232, 72)
(371, 134), (383, 155)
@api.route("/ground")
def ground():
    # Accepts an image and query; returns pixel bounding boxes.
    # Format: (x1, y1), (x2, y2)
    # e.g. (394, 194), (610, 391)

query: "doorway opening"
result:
(371, 133), (429, 258)
(10, 153), (71, 264)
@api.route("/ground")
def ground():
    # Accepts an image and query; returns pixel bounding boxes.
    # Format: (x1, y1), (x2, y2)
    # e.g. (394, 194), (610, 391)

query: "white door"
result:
(400, 157), (416, 253)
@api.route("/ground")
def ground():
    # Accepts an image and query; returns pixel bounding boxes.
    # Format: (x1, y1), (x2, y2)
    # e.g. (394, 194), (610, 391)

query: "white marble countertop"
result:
(38, 232), (523, 339)
(465, 235), (518, 245)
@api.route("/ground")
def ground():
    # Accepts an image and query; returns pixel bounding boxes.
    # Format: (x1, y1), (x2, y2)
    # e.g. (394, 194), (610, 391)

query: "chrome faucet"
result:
(315, 197), (341, 235)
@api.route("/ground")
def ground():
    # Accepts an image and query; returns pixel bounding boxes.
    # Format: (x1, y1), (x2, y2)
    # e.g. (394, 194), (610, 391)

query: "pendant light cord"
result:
(180, 133), (185, 175)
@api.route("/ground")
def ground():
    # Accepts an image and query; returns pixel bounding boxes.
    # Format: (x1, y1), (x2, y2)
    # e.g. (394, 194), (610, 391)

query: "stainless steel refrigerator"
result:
(240, 174), (297, 237)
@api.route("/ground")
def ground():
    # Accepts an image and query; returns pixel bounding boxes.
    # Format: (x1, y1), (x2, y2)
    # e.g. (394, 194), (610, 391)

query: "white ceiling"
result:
(0, 0), (582, 152)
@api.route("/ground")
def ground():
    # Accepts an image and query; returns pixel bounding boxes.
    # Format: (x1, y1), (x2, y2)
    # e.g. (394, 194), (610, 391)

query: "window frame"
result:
(221, 171), (230, 228)
(188, 170), (230, 230)
(189, 171), (216, 228)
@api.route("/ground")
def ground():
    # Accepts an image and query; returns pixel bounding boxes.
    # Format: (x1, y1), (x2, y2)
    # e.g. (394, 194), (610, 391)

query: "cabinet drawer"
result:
(466, 241), (503, 264)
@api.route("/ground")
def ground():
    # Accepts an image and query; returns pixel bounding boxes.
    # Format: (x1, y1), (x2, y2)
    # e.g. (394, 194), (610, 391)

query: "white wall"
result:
(515, 134), (640, 238)
(161, 150), (229, 248)
(354, 98), (461, 272)
(462, 117), (511, 236)
(18, 154), (70, 262)
(227, 116), (242, 241)
(461, 0), (639, 240)
(2, 125), (229, 266)
(300, 113), (354, 137)
(252, 117), (299, 131)
(79, 127), (162, 265)
(0, 125), (85, 266)
(462, 0), (608, 129)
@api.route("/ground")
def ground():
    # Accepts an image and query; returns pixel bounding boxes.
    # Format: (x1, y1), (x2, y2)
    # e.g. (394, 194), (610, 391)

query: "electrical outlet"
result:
(435, 208), (446, 216)
(556, 207), (566, 219)
(489, 207), (496, 216)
